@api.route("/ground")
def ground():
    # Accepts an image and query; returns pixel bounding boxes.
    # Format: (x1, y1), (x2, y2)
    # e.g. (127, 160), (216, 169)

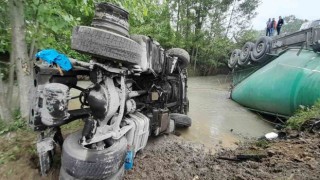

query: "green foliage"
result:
(235, 29), (260, 47)
(0, 0), (260, 75)
(0, 109), (26, 135)
(281, 15), (308, 34)
(0, 0), (10, 53)
(286, 100), (320, 130)
(0, 128), (37, 166)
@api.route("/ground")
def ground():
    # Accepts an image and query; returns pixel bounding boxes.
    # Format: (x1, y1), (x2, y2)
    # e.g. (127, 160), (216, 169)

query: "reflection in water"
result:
(177, 75), (274, 149)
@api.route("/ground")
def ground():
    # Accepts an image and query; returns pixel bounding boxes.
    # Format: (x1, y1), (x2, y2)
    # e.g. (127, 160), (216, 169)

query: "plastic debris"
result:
(35, 49), (72, 71)
(125, 145), (134, 170)
(265, 132), (278, 140)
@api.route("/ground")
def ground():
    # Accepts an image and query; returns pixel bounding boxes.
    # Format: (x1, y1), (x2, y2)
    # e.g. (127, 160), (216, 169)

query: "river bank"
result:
(0, 122), (319, 179)
(125, 131), (320, 180)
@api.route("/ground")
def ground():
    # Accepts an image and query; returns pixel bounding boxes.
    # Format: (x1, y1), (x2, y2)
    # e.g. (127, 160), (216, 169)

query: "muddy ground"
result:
(125, 131), (320, 180)
(0, 127), (319, 180)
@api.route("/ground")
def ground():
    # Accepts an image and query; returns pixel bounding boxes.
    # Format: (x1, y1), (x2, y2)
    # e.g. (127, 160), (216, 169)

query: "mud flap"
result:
(37, 135), (55, 176)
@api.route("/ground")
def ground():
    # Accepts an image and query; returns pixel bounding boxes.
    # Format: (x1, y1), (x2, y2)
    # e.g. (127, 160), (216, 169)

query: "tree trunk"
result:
(10, 0), (31, 119)
(225, 0), (236, 37)
(0, 76), (12, 122)
(176, 0), (180, 33)
(193, 46), (198, 72)
(6, 51), (15, 109)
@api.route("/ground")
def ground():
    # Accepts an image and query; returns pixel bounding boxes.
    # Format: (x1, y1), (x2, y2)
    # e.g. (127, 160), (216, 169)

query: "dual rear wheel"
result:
(228, 36), (272, 69)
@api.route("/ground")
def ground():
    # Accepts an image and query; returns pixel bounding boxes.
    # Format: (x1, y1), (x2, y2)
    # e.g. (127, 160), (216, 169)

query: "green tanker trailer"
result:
(229, 25), (320, 117)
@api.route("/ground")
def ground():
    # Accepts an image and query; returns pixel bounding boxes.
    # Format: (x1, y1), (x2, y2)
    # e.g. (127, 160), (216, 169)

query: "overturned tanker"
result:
(229, 26), (320, 117)
(29, 3), (191, 179)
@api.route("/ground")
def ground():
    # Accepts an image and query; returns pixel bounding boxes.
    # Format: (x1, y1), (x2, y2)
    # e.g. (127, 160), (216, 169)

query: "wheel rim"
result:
(257, 43), (265, 53)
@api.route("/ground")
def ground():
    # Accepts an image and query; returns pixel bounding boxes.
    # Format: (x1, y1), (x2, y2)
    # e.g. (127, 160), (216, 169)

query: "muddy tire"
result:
(184, 97), (189, 115)
(60, 131), (127, 180)
(59, 165), (125, 180)
(251, 36), (272, 62)
(238, 42), (254, 66)
(167, 48), (190, 69)
(91, 3), (129, 37)
(71, 26), (142, 65)
(228, 49), (241, 68)
(170, 113), (192, 128)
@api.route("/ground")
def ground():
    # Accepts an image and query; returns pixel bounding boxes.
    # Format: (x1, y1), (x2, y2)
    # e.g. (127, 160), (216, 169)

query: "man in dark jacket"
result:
(277, 16), (284, 35)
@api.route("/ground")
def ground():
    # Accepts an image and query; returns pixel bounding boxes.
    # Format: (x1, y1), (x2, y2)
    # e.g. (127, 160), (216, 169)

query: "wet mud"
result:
(125, 132), (320, 180)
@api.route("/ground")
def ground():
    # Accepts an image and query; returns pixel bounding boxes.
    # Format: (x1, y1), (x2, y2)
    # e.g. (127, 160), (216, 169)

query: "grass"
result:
(0, 108), (83, 168)
(286, 100), (320, 130)
(0, 109), (26, 135)
(255, 139), (270, 149)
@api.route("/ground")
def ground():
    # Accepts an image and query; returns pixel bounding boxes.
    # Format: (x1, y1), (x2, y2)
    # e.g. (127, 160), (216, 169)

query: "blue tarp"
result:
(35, 49), (72, 71)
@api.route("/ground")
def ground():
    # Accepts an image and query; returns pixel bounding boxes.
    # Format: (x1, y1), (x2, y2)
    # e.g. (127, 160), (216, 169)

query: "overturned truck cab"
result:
(29, 3), (191, 179)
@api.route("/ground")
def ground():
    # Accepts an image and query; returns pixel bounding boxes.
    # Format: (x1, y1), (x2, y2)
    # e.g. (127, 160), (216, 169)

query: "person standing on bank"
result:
(277, 16), (284, 35)
(270, 18), (277, 36)
(266, 18), (272, 36)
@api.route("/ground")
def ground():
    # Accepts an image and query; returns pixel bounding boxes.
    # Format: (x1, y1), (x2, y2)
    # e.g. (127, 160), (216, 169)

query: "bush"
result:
(286, 100), (320, 130)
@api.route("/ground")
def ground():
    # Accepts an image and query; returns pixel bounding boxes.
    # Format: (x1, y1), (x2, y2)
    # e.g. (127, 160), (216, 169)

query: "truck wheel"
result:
(59, 165), (125, 180)
(60, 131), (127, 180)
(251, 36), (272, 62)
(91, 3), (129, 37)
(167, 48), (190, 69)
(71, 26), (143, 65)
(238, 42), (254, 66)
(228, 49), (241, 69)
(170, 113), (192, 128)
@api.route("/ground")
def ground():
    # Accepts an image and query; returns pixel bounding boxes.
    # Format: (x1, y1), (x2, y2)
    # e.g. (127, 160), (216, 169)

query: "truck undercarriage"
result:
(29, 3), (191, 179)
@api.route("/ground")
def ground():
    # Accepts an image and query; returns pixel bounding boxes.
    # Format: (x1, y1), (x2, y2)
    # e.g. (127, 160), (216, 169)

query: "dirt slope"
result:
(0, 129), (319, 180)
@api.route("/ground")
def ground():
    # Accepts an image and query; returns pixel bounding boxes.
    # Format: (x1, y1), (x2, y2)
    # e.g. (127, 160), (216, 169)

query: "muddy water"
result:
(177, 75), (274, 149)
(68, 76), (274, 149)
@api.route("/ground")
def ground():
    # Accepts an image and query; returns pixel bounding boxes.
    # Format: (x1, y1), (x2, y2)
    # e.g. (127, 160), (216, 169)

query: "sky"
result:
(252, 0), (320, 30)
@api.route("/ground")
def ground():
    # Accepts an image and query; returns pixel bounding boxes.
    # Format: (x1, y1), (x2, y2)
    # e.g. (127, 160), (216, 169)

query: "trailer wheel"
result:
(251, 36), (272, 62)
(228, 49), (241, 69)
(60, 131), (127, 180)
(71, 26), (142, 65)
(167, 48), (190, 69)
(91, 2), (129, 37)
(238, 42), (254, 66)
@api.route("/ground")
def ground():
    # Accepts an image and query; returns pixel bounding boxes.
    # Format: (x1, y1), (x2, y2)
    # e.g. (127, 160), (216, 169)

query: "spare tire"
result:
(251, 36), (272, 63)
(71, 26), (143, 65)
(170, 113), (192, 128)
(60, 131), (127, 180)
(167, 48), (190, 69)
(228, 49), (241, 69)
(238, 42), (255, 66)
(91, 3), (129, 37)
